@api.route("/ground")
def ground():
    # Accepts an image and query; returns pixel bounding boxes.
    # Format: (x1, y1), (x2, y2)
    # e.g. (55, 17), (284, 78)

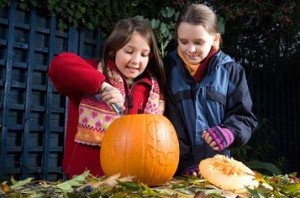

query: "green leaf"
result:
(273, 188), (283, 198)
(116, 180), (141, 191)
(30, 0), (37, 7)
(0, 0), (11, 9)
(58, 20), (67, 31)
(74, 11), (83, 19)
(150, 18), (160, 29)
(86, 22), (95, 30)
(141, 184), (158, 196)
(160, 23), (168, 35)
(156, 188), (193, 197)
(217, 16), (225, 35)
(246, 186), (261, 198)
(281, 183), (300, 194)
(160, 7), (175, 18)
(246, 160), (283, 175)
(19, 2), (27, 10)
(80, 6), (86, 14)
(56, 170), (89, 192)
(10, 178), (33, 190)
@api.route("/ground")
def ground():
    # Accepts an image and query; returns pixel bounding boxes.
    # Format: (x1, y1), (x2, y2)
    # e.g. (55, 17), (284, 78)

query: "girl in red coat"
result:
(48, 18), (166, 179)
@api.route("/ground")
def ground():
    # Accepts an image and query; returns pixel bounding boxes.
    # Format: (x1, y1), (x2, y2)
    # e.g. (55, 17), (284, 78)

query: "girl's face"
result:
(115, 32), (150, 81)
(177, 22), (219, 65)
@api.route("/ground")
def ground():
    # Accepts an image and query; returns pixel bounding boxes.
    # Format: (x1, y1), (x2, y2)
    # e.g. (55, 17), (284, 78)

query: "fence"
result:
(0, 1), (102, 181)
(1, 1), (299, 182)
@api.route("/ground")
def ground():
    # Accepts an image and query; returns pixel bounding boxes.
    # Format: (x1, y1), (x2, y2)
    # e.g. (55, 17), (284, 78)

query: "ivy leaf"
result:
(86, 22), (94, 30)
(160, 7), (175, 19)
(150, 18), (160, 29)
(74, 10), (83, 19)
(79, 6), (86, 14)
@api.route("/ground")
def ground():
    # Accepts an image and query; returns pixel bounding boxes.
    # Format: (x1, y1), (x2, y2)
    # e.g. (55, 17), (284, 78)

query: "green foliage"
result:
(49, 0), (144, 34)
(0, 0), (188, 36)
(1, 0), (298, 66)
(149, 7), (177, 57)
(2, 171), (300, 198)
(137, 7), (178, 57)
(1, 171), (89, 197)
(232, 119), (288, 175)
(245, 161), (283, 175)
(212, 0), (299, 70)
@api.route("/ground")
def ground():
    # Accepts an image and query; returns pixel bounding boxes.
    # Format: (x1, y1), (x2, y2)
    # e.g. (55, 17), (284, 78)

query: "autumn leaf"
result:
(56, 170), (89, 192)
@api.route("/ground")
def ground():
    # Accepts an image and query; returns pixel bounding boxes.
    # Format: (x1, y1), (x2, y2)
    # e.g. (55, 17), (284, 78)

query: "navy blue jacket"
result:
(164, 49), (257, 174)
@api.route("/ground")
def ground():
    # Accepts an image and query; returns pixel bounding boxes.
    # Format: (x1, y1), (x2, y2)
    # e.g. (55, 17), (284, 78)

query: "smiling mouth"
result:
(184, 53), (198, 59)
(126, 66), (139, 72)
(187, 56), (198, 60)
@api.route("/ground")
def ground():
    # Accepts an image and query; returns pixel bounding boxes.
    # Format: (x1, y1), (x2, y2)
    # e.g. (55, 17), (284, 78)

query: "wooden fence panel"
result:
(0, 1), (102, 181)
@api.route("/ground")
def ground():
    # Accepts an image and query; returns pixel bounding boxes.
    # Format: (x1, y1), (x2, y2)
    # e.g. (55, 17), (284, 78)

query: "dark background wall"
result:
(247, 67), (300, 174)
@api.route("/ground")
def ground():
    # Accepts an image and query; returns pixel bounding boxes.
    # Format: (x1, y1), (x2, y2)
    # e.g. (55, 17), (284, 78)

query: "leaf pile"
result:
(0, 171), (299, 198)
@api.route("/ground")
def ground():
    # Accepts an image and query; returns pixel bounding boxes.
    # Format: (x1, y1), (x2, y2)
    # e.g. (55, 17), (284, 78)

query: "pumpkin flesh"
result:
(199, 154), (259, 193)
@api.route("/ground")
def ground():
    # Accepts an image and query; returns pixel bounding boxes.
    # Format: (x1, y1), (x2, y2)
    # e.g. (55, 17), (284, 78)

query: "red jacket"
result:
(48, 52), (158, 178)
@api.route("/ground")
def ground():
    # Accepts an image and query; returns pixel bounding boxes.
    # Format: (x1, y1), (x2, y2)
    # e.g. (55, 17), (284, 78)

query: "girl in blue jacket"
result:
(164, 4), (257, 176)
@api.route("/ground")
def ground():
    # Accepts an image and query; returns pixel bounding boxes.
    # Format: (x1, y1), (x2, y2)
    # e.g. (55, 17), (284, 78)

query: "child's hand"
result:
(100, 82), (125, 111)
(181, 165), (200, 177)
(202, 126), (235, 151)
(202, 131), (220, 151)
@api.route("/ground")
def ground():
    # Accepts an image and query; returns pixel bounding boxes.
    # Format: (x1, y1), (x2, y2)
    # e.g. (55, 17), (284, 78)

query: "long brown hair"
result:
(101, 18), (166, 87)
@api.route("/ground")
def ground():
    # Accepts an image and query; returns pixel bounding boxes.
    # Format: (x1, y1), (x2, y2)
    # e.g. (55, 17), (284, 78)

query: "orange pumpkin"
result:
(100, 114), (179, 186)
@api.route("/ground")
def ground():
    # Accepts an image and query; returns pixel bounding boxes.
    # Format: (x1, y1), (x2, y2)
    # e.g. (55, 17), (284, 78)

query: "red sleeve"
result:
(48, 52), (106, 98)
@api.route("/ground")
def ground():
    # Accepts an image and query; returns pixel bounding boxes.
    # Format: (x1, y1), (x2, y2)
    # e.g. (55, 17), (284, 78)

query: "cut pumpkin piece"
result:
(199, 154), (259, 193)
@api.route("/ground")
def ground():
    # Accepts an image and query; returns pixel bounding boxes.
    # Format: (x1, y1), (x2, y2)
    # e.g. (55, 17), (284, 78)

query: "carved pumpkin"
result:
(199, 155), (259, 193)
(100, 114), (179, 186)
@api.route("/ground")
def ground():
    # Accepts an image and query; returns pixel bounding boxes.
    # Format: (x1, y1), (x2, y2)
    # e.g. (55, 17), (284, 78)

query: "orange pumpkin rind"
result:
(100, 114), (180, 187)
(199, 154), (259, 193)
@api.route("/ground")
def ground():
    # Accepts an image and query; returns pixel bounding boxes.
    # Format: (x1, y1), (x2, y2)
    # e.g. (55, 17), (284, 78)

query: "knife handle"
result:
(111, 103), (124, 115)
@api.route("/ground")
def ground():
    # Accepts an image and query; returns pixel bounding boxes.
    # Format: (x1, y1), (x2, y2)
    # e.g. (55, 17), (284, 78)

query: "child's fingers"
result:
(203, 132), (220, 151)
(210, 141), (216, 148)
(212, 146), (220, 151)
(210, 142), (220, 151)
(202, 131), (212, 144)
